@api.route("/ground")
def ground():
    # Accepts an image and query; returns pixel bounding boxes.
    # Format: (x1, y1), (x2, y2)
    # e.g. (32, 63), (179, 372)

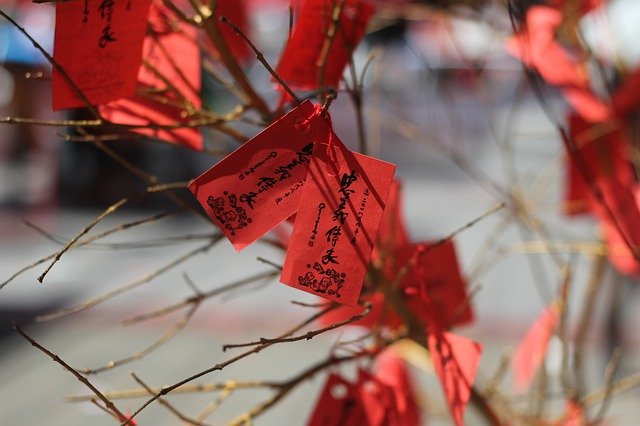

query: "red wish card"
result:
(400, 240), (474, 329)
(564, 113), (633, 216)
(280, 135), (396, 306)
(356, 369), (399, 426)
(52, 0), (151, 110)
(512, 303), (559, 391)
(201, 0), (252, 64)
(374, 349), (421, 426)
(590, 177), (640, 276)
(307, 373), (364, 426)
(506, 5), (610, 122)
(428, 330), (482, 426)
(276, 0), (375, 89)
(189, 101), (331, 251)
(99, 1), (202, 150)
(371, 179), (410, 270)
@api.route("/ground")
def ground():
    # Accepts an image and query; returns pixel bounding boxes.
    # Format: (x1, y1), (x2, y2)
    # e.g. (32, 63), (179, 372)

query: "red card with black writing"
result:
(428, 329), (482, 426)
(276, 0), (375, 89)
(52, 0), (151, 110)
(99, 1), (202, 150)
(307, 373), (364, 426)
(189, 101), (331, 251)
(512, 303), (559, 391)
(280, 135), (396, 306)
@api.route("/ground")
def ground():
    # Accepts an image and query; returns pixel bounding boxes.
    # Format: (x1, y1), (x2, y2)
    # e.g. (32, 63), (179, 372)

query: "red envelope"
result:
(190, 101), (331, 251)
(428, 329), (482, 426)
(512, 304), (559, 391)
(99, 1), (202, 150)
(280, 135), (396, 306)
(52, 0), (151, 110)
(276, 0), (375, 89)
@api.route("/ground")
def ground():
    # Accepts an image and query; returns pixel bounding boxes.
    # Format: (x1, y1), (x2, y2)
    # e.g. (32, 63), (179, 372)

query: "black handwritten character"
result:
(98, 0), (116, 48)
(99, 25), (116, 47)
(322, 248), (339, 265)
(257, 176), (277, 192)
(325, 226), (341, 243)
(332, 209), (348, 225)
(239, 191), (258, 209)
(298, 272), (316, 288)
(340, 170), (358, 189)
(311, 277), (332, 293)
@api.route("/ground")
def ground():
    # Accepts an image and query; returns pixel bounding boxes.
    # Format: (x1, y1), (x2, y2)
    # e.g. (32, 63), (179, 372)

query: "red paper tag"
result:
(506, 5), (610, 122)
(401, 240), (474, 329)
(428, 330), (482, 426)
(201, 0), (252, 64)
(371, 179), (410, 268)
(280, 135), (396, 306)
(189, 101), (331, 251)
(275, 0), (375, 89)
(99, 2), (202, 150)
(52, 0), (151, 110)
(357, 369), (399, 426)
(564, 113), (633, 216)
(374, 349), (421, 426)
(590, 178), (640, 276)
(512, 304), (559, 391)
(307, 373), (364, 426)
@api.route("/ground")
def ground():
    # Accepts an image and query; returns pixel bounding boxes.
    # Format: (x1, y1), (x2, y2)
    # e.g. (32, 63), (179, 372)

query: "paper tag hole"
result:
(330, 384), (348, 399)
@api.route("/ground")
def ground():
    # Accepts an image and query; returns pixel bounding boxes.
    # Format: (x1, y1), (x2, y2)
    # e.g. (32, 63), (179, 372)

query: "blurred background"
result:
(2, 0), (640, 424)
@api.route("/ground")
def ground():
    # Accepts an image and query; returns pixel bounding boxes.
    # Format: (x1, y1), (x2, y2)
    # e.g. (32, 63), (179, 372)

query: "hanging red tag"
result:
(280, 134), (396, 306)
(356, 369), (399, 426)
(564, 113), (633, 216)
(307, 373), (364, 426)
(52, 0), (151, 110)
(506, 5), (610, 122)
(512, 303), (559, 391)
(99, 1), (202, 150)
(275, 0), (375, 89)
(428, 329), (482, 426)
(374, 349), (421, 426)
(590, 178), (640, 276)
(400, 241), (474, 329)
(371, 179), (410, 270)
(189, 101), (331, 251)
(201, 0), (252, 64)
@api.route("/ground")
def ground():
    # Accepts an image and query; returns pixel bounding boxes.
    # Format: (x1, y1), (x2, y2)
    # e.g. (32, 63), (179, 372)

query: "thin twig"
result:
(13, 323), (127, 421)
